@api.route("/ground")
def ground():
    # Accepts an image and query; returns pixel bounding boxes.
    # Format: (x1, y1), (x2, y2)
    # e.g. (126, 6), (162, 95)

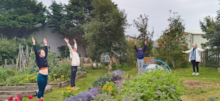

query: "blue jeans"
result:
(137, 59), (144, 73)
(37, 73), (48, 98)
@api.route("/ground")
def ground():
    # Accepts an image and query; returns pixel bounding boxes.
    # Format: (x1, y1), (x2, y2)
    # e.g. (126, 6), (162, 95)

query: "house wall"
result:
(193, 34), (207, 48)
(185, 33), (208, 49)
(33, 25), (86, 57)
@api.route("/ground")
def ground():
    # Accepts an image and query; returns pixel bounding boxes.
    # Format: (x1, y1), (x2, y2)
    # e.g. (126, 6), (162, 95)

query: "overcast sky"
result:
(38, 0), (219, 40)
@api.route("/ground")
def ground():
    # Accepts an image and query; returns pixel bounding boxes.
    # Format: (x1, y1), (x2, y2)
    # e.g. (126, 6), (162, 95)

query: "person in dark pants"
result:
(182, 43), (206, 75)
(64, 38), (80, 89)
(134, 41), (147, 74)
(32, 37), (48, 101)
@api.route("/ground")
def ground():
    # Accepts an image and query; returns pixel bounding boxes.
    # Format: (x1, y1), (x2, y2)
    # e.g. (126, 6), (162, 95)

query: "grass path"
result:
(172, 66), (220, 83)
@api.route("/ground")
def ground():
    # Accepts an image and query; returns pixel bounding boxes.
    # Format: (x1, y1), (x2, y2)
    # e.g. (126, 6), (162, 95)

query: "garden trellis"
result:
(143, 59), (172, 73)
(17, 44), (30, 73)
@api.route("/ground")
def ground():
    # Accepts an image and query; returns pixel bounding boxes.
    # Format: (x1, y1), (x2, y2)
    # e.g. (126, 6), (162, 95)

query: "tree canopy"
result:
(47, 0), (93, 56)
(84, 0), (128, 70)
(0, 0), (47, 39)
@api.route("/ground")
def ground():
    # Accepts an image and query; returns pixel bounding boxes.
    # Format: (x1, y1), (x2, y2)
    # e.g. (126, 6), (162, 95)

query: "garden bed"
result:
(0, 85), (52, 101)
(184, 81), (220, 87)
(22, 71), (87, 88)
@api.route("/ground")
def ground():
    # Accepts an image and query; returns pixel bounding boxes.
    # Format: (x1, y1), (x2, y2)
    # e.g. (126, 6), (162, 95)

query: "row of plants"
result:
(95, 69), (186, 101)
(207, 95), (220, 101)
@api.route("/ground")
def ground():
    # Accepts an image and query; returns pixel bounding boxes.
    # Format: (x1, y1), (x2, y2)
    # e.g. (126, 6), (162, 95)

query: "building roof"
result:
(185, 30), (205, 35)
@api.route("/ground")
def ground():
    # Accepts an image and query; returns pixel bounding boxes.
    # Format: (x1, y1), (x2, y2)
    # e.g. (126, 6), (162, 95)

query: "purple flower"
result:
(157, 90), (162, 95)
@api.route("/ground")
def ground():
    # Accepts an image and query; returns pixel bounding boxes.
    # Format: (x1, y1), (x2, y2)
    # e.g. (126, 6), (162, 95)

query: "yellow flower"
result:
(126, 89), (128, 91)
(62, 91), (64, 94)
(67, 87), (71, 89)
(156, 95), (158, 98)
(71, 88), (74, 91)
(110, 92), (112, 94)
(68, 90), (71, 92)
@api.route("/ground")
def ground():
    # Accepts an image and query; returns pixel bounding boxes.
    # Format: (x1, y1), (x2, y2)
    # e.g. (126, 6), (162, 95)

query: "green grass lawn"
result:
(172, 66), (220, 83)
(22, 67), (137, 101)
(172, 66), (220, 101)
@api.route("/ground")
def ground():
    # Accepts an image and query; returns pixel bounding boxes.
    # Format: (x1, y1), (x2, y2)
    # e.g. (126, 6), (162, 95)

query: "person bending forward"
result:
(64, 38), (80, 89)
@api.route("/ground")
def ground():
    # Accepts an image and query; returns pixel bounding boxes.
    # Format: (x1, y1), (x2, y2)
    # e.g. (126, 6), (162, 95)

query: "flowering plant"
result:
(102, 82), (117, 95)
(62, 87), (78, 99)
(8, 94), (22, 101)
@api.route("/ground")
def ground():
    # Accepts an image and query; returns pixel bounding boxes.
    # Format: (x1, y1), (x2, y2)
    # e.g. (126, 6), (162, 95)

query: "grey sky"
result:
(38, 0), (219, 40)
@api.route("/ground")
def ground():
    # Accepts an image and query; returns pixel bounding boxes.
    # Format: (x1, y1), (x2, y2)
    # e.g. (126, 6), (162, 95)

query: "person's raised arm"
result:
(43, 38), (48, 58)
(64, 38), (73, 53)
(197, 48), (206, 52)
(182, 49), (192, 54)
(143, 41), (147, 52)
(32, 37), (39, 59)
(73, 39), (77, 51)
(134, 41), (138, 52)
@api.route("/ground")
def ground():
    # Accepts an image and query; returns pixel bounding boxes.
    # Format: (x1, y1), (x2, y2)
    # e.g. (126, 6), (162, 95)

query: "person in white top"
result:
(64, 38), (80, 89)
(182, 43), (206, 76)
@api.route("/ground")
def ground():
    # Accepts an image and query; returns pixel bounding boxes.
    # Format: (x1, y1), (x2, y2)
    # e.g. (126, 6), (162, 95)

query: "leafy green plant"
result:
(49, 58), (71, 82)
(3, 73), (38, 86)
(102, 82), (117, 95)
(58, 46), (70, 58)
(0, 68), (15, 83)
(120, 69), (185, 101)
(62, 87), (78, 99)
(92, 74), (122, 88)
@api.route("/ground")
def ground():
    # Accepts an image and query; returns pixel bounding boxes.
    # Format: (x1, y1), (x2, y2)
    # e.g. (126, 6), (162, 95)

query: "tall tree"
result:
(47, 0), (93, 57)
(155, 11), (188, 68)
(84, 0), (128, 70)
(200, 10), (220, 48)
(133, 14), (154, 57)
(0, 0), (46, 38)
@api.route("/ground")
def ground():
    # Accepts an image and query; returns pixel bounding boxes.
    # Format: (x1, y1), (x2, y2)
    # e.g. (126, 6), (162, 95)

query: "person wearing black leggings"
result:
(182, 43), (206, 76)
(32, 37), (48, 101)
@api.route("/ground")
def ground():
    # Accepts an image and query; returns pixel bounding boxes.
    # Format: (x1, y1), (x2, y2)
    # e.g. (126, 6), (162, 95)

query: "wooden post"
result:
(218, 67), (220, 73)
(16, 58), (18, 71)
(12, 59), (14, 68)
(4, 59), (7, 68)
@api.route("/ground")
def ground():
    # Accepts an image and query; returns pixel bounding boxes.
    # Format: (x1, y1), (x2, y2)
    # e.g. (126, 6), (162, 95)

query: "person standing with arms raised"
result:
(64, 38), (80, 89)
(134, 41), (147, 74)
(32, 37), (48, 101)
(182, 43), (206, 75)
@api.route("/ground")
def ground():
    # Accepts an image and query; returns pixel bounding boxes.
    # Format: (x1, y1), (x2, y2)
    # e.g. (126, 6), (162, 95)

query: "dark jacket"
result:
(134, 45), (147, 59)
(33, 45), (48, 68)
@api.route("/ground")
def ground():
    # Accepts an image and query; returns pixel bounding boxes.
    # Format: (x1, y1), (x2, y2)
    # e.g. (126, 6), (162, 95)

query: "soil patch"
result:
(184, 81), (220, 87)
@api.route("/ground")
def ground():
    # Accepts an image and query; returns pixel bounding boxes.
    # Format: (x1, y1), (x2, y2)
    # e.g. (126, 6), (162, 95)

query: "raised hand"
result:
(32, 37), (35, 45)
(73, 39), (76, 43)
(182, 51), (185, 53)
(64, 38), (69, 43)
(145, 41), (147, 45)
(135, 41), (136, 45)
(43, 38), (47, 45)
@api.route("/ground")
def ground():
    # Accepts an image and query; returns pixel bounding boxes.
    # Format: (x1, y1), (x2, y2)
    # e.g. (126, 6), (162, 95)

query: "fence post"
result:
(12, 59), (14, 68)
(5, 59), (7, 68)
(16, 58), (18, 71)
(204, 52), (206, 67)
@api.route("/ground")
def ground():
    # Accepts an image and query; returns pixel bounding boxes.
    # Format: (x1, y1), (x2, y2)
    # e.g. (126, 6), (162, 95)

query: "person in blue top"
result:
(134, 41), (147, 74)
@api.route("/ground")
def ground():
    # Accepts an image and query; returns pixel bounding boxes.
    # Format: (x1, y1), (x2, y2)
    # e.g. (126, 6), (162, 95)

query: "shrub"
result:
(50, 58), (71, 82)
(0, 68), (16, 83)
(120, 69), (185, 101)
(92, 74), (121, 88)
(3, 73), (38, 86)
(58, 46), (70, 58)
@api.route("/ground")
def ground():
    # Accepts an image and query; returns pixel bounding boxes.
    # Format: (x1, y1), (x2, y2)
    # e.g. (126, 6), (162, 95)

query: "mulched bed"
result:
(184, 81), (220, 87)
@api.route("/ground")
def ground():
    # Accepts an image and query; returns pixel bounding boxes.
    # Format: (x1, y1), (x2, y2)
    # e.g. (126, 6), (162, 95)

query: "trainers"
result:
(192, 72), (196, 75)
(196, 73), (199, 75)
(38, 99), (42, 101)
